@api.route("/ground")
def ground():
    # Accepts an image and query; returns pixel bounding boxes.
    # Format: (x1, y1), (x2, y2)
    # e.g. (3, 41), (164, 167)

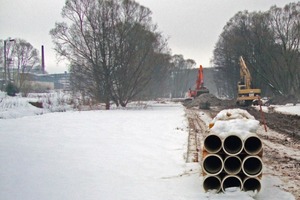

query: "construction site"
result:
(181, 57), (299, 198)
(0, 59), (299, 199)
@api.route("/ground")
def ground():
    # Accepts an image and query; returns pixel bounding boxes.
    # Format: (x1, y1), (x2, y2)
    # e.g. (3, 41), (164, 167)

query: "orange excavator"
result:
(186, 65), (209, 98)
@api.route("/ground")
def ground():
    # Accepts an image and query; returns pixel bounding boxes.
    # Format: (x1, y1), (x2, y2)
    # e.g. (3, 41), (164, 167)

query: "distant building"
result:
(1, 44), (70, 91)
(28, 72), (70, 90)
(0, 64), (70, 91)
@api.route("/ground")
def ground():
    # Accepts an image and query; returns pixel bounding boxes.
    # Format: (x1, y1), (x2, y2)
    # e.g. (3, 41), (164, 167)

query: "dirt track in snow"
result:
(185, 106), (300, 199)
(246, 107), (300, 199)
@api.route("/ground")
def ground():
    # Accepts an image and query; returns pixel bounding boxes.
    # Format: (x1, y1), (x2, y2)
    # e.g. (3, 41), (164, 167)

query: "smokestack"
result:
(41, 45), (45, 74)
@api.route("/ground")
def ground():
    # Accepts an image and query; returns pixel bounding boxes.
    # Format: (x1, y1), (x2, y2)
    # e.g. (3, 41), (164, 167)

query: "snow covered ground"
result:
(257, 103), (300, 116)
(270, 104), (300, 115)
(0, 93), (297, 199)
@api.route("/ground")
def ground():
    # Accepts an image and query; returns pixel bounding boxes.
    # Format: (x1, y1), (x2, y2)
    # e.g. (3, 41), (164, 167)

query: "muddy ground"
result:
(247, 108), (300, 139)
(184, 93), (300, 139)
(184, 94), (300, 199)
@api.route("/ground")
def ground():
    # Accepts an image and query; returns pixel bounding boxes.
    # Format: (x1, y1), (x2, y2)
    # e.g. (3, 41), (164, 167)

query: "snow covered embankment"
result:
(0, 92), (73, 119)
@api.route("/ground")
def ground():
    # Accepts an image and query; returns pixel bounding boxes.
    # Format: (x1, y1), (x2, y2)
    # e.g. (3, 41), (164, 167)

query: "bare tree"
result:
(0, 39), (3, 66)
(212, 11), (249, 98)
(1, 38), (15, 90)
(136, 53), (172, 99)
(169, 54), (196, 98)
(51, 0), (168, 108)
(213, 3), (300, 99)
(268, 2), (300, 96)
(110, 9), (168, 106)
(12, 39), (40, 90)
(1, 38), (39, 92)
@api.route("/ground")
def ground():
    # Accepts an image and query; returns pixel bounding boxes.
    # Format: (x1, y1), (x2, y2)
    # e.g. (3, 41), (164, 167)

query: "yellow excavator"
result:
(236, 56), (261, 106)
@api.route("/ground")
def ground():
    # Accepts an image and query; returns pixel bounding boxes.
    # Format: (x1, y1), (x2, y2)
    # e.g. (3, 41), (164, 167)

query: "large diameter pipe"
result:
(204, 134), (222, 153)
(221, 175), (243, 192)
(223, 134), (244, 155)
(242, 156), (263, 177)
(203, 175), (221, 192)
(224, 156), (242, 175)
(243, 177), (261, 192)
(244, 134), (263, 155)
(202, 154), (223, 176)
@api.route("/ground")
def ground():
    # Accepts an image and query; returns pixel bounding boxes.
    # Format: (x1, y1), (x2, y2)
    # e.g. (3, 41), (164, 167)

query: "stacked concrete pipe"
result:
(202, 133), (263, 192)
(202, 109), (263, 193)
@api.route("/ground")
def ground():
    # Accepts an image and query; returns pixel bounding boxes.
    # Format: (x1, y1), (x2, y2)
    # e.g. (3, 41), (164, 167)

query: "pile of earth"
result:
(184, 93), (235, 108)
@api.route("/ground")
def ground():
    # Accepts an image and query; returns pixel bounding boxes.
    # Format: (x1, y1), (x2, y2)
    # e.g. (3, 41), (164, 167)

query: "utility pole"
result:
(3, 39), (15, 89)
(3, 40), (7, 90)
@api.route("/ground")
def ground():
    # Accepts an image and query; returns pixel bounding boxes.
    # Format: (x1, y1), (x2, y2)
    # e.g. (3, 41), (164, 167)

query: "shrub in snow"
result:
(0, 91), (74, 119)
(35, 92), (73, 112)
(6, 82), (19, 96)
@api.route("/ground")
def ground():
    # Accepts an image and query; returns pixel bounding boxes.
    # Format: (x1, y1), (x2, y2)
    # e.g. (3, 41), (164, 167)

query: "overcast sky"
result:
(0, 0), (294, 73)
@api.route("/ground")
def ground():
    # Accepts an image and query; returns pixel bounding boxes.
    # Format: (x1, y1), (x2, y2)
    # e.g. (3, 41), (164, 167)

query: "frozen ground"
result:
(0, 93), (297, 199)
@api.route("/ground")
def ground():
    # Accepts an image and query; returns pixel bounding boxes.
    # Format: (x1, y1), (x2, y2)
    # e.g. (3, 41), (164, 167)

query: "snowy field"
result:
(0, 93), (298, 200)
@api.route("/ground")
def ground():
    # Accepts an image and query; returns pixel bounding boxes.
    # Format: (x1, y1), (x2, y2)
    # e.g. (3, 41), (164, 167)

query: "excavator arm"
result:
(196, 65), (204, 90)
(239, 56), (252, 89)
(237, 56), (261, 106)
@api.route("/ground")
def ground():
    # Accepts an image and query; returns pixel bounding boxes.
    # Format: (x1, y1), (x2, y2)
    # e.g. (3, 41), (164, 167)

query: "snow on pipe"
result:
(202, 154), (223, 176)
(224, 156), (242, 175)
(243, 177), (261, 192)
(244, 134), (263, 155)
(222, 135), (244, 156)
(203, 175), (222, 192)
(242, 156), (263, 177)
(221, 175), (243, 192)
(204, 134), (222, 154)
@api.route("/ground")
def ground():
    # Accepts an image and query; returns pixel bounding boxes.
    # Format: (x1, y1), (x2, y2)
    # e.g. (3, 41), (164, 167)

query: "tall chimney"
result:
(41, 45), (45, 74)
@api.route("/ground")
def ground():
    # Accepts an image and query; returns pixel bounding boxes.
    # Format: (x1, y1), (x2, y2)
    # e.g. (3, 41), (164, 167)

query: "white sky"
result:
(0, 0), (294, 73)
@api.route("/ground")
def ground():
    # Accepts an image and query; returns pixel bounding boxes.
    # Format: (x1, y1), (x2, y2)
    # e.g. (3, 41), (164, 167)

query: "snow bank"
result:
(0, 92), (73, 119)
(256, 104), (300, 116)
(0, 95), (47, 118)
(209, 108), (260, 139)
(273, 104), (300, 116)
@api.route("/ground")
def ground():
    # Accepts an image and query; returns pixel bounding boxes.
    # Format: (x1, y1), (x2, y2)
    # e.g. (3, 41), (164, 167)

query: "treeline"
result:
(213, 2), (300, 99)
(138, 54), (197, 100)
